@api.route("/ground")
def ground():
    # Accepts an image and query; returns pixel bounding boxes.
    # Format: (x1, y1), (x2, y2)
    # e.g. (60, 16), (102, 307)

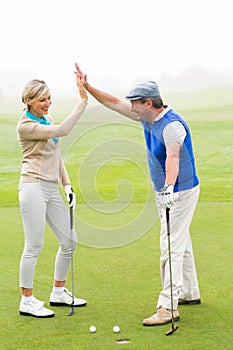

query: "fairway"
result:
(0, 99), (233, 349)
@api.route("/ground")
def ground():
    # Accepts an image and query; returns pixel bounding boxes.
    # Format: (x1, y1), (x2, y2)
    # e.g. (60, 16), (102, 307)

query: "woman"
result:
(17, 68), (88, 318)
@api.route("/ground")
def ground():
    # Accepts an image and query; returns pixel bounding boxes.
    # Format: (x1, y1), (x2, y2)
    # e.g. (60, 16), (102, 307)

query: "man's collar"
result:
(153, 105), (171, 122)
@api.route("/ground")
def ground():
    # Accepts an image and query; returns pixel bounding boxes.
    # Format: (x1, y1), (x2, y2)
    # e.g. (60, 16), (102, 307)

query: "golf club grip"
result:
(166, 208), (170, 235)
(70, 206), (73, 230)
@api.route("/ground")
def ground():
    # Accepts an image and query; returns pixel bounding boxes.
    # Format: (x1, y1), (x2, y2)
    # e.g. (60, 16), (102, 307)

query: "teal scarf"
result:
(25, 110), (59, 144)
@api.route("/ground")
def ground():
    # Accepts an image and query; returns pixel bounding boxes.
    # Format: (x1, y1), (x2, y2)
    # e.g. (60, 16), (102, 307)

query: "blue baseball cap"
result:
(125, 81), (160, 100)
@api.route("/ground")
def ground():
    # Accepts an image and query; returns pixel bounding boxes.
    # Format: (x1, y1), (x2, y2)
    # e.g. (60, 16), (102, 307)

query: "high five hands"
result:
(75, 63), (88, 88)
(75, 63), (88, 101)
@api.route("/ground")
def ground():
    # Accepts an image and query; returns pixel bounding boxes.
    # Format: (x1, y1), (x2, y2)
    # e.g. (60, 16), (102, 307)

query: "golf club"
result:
(67, 205), (75, 316)
(165, 208), (178, 336)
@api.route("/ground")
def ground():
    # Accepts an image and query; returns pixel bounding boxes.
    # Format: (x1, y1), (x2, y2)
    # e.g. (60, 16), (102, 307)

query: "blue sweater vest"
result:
(141, 109), (199, 192)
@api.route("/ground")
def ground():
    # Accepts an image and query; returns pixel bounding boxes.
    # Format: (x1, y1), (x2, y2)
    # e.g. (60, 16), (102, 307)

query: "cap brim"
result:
(125, 94), (160, 100)
(125, 95), (144, 100)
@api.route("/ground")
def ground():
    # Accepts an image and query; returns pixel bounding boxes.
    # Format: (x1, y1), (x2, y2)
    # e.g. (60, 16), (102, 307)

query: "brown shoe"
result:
(143, 307), (180, 326)
(178, 298), (201, 305)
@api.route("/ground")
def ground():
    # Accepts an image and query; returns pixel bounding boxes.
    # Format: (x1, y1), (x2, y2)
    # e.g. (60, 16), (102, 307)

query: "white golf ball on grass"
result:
(89, 325), (96, 333)
(113, 325), (120, 333)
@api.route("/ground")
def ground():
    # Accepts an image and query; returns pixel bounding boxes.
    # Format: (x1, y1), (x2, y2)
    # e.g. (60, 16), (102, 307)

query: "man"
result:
(76, 63), (201, 326)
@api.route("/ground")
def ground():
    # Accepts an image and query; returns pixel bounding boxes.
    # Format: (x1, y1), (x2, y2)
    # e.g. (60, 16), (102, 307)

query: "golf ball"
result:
(113, 325), (120, 333)
(89, 325), (96, 333)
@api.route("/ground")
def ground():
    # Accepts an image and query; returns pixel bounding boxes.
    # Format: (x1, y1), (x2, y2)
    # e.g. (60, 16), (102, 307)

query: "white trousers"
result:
(156, 185), (200, 310)
(18, 181), (77, 289)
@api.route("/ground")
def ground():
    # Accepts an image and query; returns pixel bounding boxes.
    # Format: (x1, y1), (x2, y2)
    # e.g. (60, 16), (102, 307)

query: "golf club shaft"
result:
(166, 208), (175, 325)
(67, 206), (74, 316)
(70, 206), (74, 305)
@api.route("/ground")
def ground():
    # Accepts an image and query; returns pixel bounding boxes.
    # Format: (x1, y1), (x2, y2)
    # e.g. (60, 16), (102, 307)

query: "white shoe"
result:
(50, 288), (87, 307)
(20, 297), (55, 318)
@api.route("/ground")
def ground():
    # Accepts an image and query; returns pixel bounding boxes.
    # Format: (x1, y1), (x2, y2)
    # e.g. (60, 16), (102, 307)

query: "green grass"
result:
(0, 101), (233, 349)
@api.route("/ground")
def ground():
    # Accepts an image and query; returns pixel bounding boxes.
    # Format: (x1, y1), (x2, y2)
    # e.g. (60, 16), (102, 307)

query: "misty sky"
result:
(1, 0), (233, 97)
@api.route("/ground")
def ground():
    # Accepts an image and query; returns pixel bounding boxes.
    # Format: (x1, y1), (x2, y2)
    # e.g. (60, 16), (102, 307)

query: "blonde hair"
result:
(22, 79), (50, 110)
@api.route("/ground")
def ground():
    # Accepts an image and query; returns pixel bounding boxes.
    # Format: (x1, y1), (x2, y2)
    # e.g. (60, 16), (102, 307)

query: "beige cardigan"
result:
(17, 100), (87, 185)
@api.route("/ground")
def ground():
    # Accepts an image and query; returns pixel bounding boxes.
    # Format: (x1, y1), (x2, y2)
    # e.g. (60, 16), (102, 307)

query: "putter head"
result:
(165, 325), (178, 336)
(66, 306), (74, 316)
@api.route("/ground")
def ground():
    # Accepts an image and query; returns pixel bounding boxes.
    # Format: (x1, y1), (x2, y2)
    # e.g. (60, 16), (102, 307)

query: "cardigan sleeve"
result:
(18, 100), (87, 140)
(59, 154), (70, 186)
